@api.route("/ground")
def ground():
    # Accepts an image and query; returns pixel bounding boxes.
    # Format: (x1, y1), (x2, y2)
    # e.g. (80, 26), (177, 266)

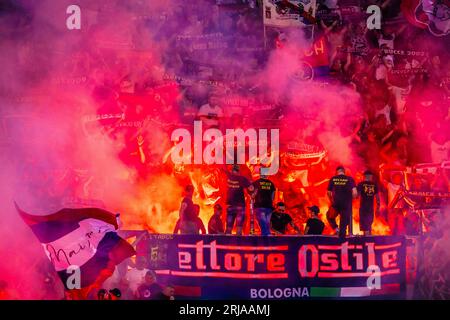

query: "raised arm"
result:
(304, 225), (309, 235)
(344, 51), (352, 72)
(173, 219), (180, 234)
(352, 187), (358, 199)
(327, 190), (333, 203)
(322, 20), (338, 36)
(290, 221), (302, 234)
(327, 179), (334, 203)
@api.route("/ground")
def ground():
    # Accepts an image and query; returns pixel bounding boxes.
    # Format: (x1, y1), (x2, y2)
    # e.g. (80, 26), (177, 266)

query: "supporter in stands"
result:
(174, 185), (196, 234)
(136, 271), (162, 300)
(152, 284), (175, 300)
(97, 288), (121, 300)
(124, 256), (149, 298)
(208, 203), (225, 234)
(97, 289), (107, 300)
(174, 204), (206, 234)
(197, 93), (224, 129)
(271, 202), (301, 235)
(327, 166), (358, 238)
(11, 0), (450, 250)
(304, 205), (325, 235)
(384, 172), (406, 235)
(430, 127), (450, 164)
(224, 164), (254, 235)
(431, 167), (450, 192)
(108, 288), (122, 300)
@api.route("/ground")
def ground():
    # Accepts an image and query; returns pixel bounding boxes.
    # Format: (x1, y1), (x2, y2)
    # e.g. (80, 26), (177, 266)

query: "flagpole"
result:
(261, 0), (267, 50)
(250, 198), (255, 235)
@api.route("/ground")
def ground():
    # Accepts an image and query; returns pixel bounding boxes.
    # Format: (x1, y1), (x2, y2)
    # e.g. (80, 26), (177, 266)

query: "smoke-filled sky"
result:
(0, 0), (448, 299)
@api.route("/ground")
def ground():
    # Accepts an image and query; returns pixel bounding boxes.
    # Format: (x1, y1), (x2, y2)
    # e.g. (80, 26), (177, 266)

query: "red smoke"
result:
(0, 0), (447, 299)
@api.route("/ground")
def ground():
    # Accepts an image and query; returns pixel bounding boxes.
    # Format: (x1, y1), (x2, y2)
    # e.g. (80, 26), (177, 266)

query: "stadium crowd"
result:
(0, 0), (449, 301)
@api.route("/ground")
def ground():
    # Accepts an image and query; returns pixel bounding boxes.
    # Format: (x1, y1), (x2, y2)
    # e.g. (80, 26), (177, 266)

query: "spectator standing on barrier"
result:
(252, 172), (276, 236)
(270, 202), (301, 235)
(385, 172), (406, 235)
(224, 164), (254, 235)
(136, 271), (162, 300)
(327, 166), (358, 238)
(304, 205), (325, 235)
(357, 170), (380, 235)
(174, 204), (206, 234)
(208, 203), (225, 234)
(174, 185), (200, 234)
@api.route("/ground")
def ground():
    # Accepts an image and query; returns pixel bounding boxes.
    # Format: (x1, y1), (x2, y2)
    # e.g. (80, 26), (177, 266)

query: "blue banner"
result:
(136, 234), (406, 299)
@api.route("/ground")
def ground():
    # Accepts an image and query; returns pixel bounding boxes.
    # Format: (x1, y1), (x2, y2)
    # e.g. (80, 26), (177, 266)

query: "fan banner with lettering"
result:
(263, 0), (317, 27)
(136, 234), (406, 299)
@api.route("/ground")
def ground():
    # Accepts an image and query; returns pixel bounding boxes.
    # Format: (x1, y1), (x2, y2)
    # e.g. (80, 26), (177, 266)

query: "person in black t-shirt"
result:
(357, 170), (380, 235)
(179, 184), (195, 220)
(224, 165), (254, 235)
(304, 205), (325, 235)
(270, 202), (301, 235)
(252, 172), (276, 236)
(136, 271), (162, 300)
(327, 166), (358, 239)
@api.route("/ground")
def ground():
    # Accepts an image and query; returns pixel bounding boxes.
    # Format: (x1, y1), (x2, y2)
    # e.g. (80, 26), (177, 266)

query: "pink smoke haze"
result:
(0, 0), (448, 299)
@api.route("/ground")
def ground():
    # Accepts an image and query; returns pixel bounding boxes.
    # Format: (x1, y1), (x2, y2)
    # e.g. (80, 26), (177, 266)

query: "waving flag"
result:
(401, 0), (450, 36)
(15, 203), (135, 298)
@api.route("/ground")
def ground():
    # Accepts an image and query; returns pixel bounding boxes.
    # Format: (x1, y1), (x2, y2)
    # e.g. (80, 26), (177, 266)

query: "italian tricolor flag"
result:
(310, 284), (400, 298)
